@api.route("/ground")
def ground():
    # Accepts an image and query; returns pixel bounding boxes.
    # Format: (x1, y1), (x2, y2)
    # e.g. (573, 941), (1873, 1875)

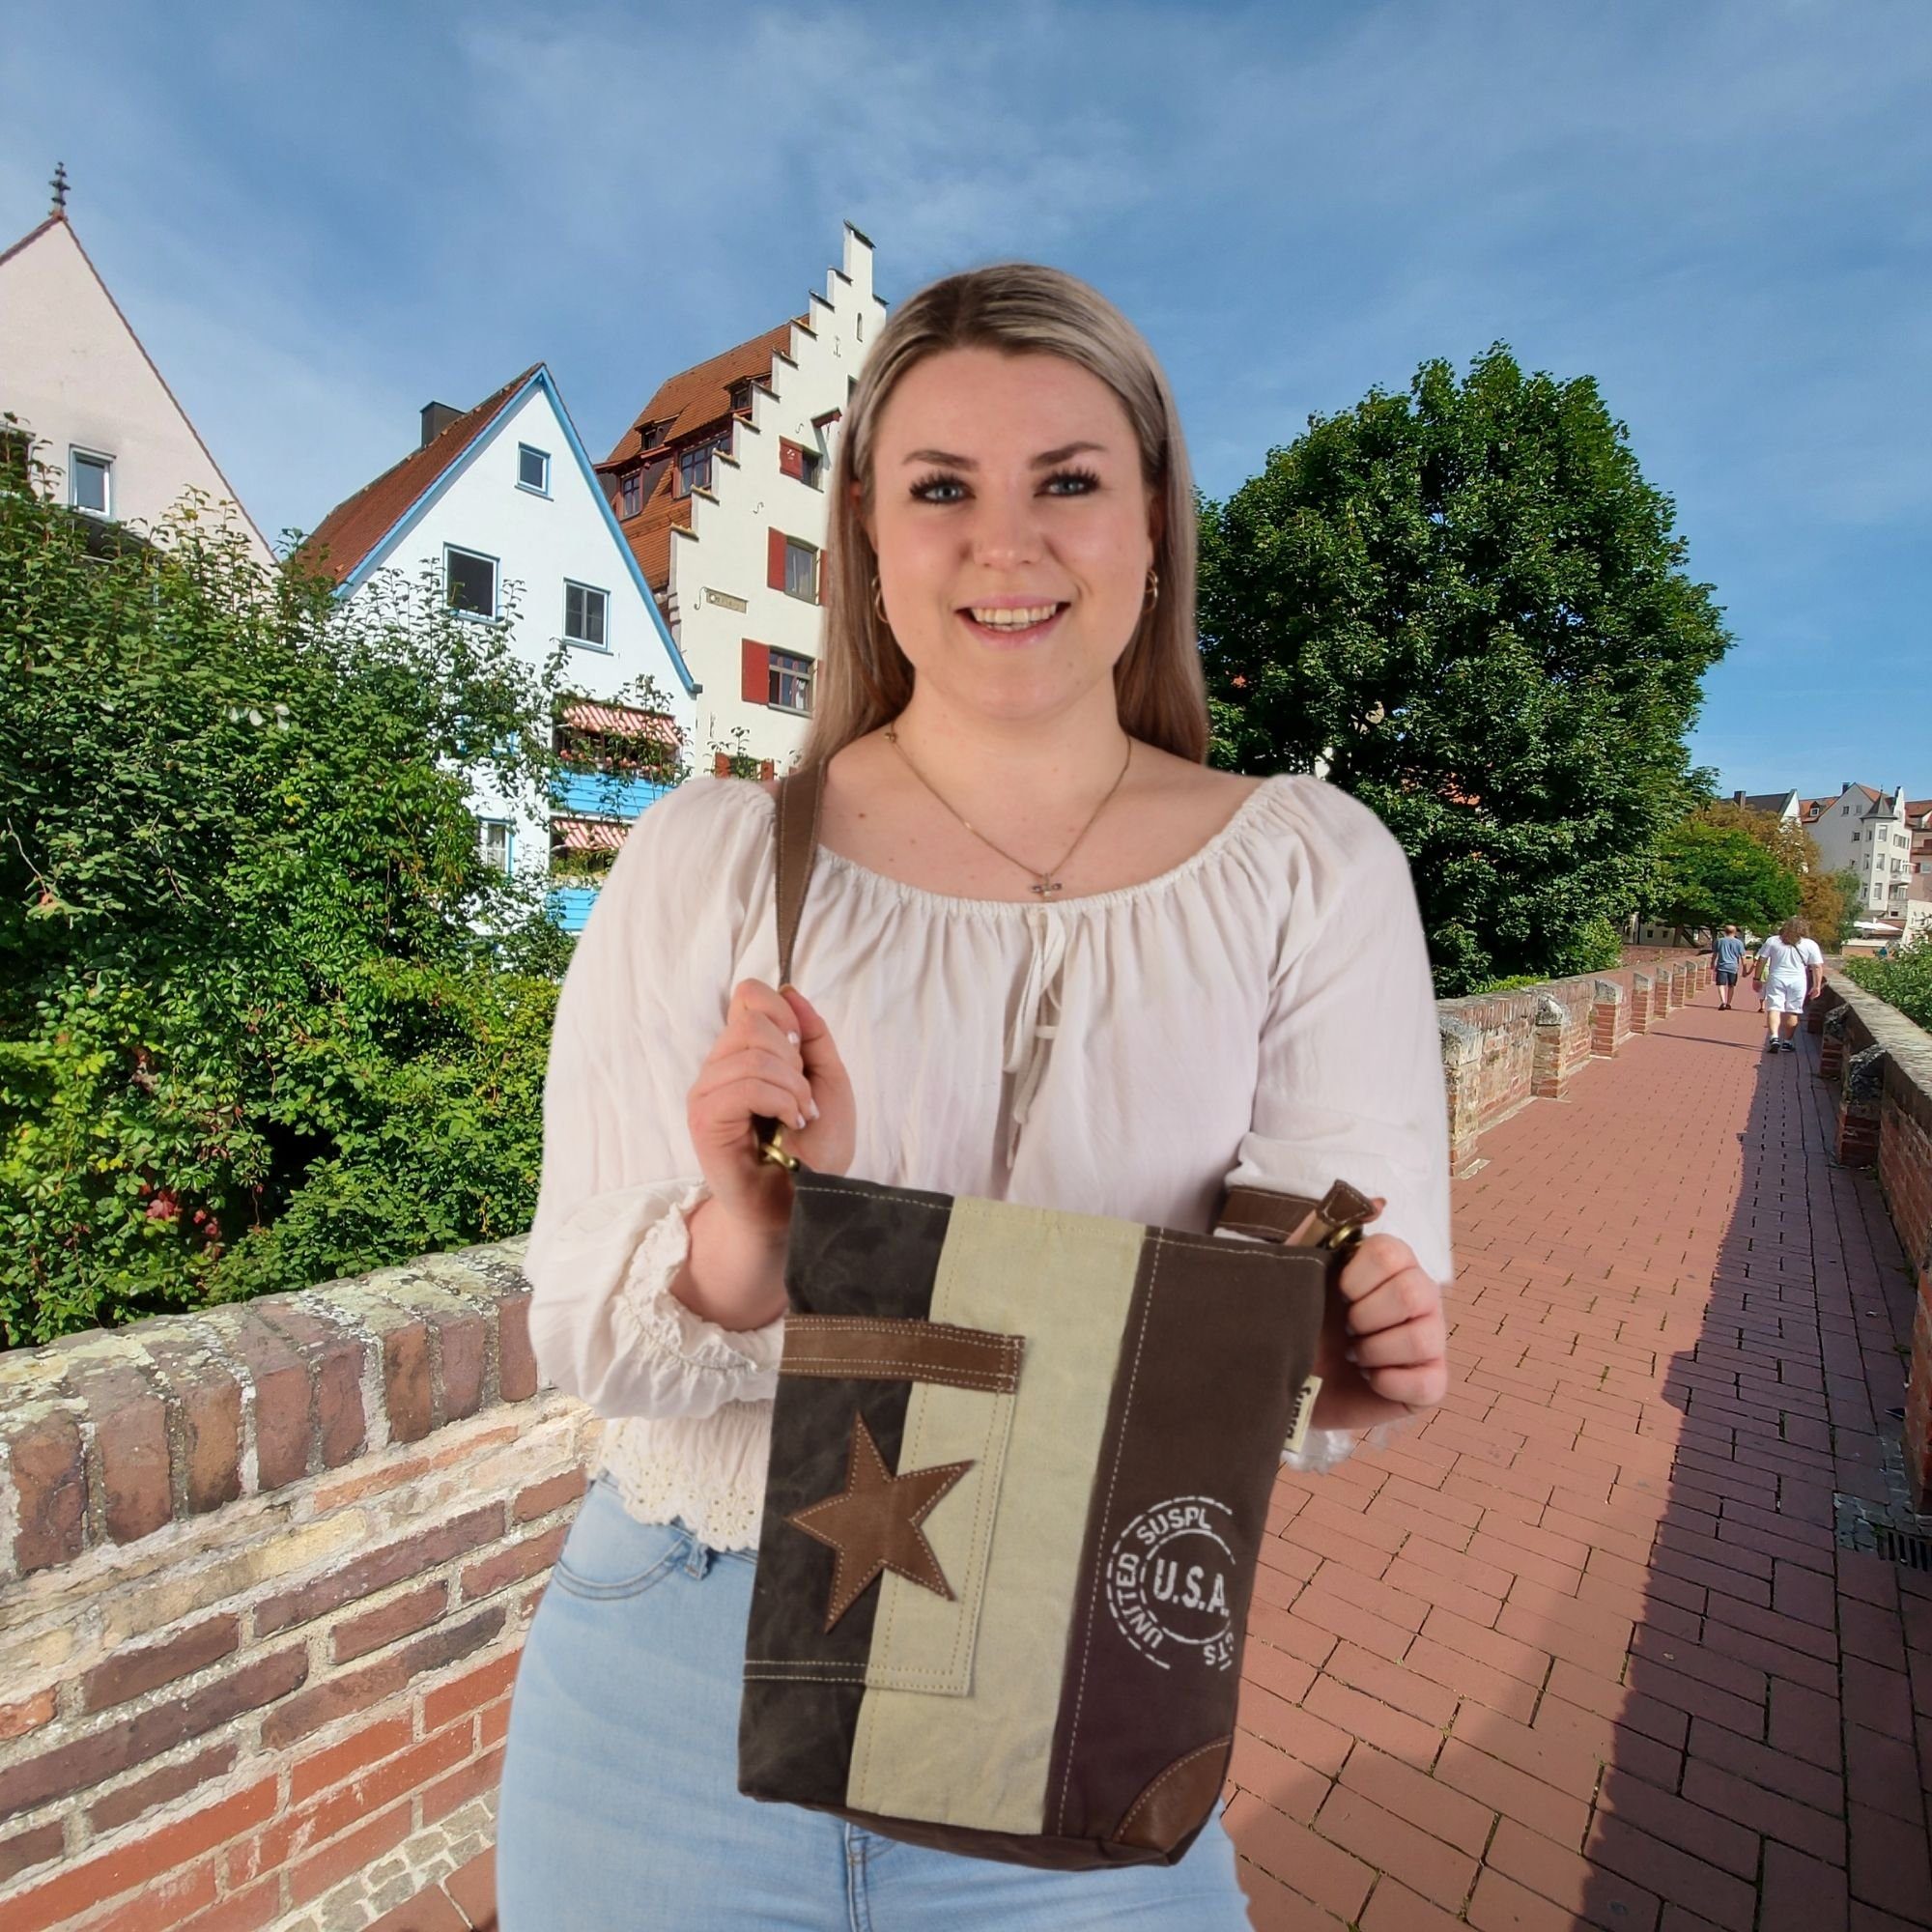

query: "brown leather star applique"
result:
(785, 1412), (975, 1632)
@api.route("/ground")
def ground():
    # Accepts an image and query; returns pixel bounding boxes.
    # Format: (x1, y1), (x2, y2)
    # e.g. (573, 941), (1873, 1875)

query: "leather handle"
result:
(756, 763), (830, 1166)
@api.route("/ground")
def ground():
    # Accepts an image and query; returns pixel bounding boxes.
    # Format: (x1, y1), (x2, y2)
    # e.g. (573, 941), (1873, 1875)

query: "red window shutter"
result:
(741, 639), (770, 704)
(768, 527), (788, 590)
(778, 440), (804, 481)
(759, 759), (776, 781)
(714, 751), (732, 778)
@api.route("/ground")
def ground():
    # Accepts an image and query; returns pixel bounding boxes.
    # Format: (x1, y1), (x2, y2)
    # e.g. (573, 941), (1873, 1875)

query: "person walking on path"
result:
(494, 263), (1453, 1931)
(1712, 923), (1746, 1009)
(1753, 917), (1824, 1051)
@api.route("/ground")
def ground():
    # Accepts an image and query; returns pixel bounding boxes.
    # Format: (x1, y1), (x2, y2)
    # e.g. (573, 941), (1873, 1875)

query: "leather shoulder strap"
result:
(772, 763), (827, 987)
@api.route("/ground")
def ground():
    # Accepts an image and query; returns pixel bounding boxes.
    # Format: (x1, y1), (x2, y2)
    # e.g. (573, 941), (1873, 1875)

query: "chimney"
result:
(1732, 790), (1747, 806)
(420, 402), (463, 447)
(1843, 781), (1855, 796)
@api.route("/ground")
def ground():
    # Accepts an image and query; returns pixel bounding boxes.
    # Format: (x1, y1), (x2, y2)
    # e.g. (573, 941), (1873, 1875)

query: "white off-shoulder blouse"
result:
(524, 773), (1453, 1549)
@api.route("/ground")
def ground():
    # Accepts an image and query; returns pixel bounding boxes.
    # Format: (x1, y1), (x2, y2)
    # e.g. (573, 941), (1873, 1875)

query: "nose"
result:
(966, 480), (1047, 571)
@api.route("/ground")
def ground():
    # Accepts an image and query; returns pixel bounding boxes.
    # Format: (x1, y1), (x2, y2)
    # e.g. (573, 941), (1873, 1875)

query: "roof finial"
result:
(50, 162), (69, 215)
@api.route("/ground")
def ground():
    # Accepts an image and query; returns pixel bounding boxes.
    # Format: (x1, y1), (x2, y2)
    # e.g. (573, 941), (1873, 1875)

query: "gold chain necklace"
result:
(883, 722), (1133, 898)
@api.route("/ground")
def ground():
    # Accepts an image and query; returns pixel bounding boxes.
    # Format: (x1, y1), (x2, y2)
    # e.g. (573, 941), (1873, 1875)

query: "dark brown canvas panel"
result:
(1042, 1230), (1327, 1851)
(738, 1171), (955, 1809)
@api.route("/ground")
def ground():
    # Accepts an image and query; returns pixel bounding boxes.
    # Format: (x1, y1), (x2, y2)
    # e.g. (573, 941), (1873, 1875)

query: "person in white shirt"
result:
(1753, 918), (1825, 1052)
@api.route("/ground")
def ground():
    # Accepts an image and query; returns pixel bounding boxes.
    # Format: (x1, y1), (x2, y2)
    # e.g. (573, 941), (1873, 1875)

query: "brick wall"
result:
(1808, 975), (1932, 1508)
(1435, 953), (1695, 1173)
(0, 1243), (601, 1931)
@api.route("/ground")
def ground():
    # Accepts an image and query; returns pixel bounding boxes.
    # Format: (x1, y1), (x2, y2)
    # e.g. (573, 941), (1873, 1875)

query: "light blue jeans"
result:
(497, 1475), (1255, 1930)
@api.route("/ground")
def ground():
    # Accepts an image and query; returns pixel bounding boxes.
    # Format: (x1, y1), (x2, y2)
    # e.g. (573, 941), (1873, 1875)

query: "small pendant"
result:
(1031, 879), (1062, 897)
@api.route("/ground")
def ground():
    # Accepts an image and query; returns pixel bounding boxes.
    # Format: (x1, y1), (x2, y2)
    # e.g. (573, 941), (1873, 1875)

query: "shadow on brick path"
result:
(1225, 993), (1932, 1931)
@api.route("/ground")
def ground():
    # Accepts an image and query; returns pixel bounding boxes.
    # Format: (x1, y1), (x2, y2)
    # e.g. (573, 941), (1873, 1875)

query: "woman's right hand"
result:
(676, 980), (856, 1329)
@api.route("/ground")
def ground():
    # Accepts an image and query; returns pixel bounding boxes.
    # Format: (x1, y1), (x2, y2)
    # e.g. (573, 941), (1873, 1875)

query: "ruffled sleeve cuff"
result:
(612, 1180), (786, 1403)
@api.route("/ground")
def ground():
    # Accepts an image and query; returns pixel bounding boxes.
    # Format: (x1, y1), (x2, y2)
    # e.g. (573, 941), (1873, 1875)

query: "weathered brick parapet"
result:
(1808, 974), (1932, 1508)
(1434, 955), (1685, 1165)
(0, 1240), (600, 1930)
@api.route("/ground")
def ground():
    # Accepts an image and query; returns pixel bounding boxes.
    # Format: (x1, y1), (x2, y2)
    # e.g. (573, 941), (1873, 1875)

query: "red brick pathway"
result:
(1227, 994), (1932, 1931)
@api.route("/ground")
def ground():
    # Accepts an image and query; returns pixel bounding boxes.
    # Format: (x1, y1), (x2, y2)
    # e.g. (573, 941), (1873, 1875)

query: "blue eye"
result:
(1044, 468), (1101, 495)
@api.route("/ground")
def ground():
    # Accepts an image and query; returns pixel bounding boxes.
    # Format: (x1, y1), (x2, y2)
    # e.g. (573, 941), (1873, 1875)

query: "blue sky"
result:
(6, 0), (1926, 796)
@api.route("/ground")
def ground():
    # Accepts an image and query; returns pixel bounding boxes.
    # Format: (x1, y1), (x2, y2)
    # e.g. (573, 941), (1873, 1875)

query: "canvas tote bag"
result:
(737, 763), (1377, 1869)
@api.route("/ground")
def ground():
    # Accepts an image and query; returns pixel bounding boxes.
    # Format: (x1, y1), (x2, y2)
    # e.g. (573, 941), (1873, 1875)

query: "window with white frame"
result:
(769, 649), (814, 715)
(477, 817), (514, 874)
(518, 445), (551, 494)
(71, 449), (112, 516)
(783, 537), (817, 601)
(564, 582), (609, 648)
(445, 546), (497, 618)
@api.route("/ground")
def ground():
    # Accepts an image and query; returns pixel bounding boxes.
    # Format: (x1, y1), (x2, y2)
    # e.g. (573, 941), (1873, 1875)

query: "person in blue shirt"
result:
(1712, 923), (1747, 1009)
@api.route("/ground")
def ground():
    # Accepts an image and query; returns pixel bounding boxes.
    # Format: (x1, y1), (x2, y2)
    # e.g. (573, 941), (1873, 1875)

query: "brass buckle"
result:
(757, 1122), (800, 1171)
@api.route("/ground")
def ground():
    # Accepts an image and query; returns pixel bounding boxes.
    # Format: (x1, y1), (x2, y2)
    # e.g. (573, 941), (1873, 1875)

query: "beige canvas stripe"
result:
(846, 1198), (1144, 1832)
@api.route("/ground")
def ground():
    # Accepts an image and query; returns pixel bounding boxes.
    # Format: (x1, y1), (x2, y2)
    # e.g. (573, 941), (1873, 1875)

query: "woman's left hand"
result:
(1309, 1233), (1449, 1431)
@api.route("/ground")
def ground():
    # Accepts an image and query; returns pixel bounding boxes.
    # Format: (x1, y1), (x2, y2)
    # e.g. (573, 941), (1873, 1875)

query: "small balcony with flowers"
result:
(546, 696), (683, 931)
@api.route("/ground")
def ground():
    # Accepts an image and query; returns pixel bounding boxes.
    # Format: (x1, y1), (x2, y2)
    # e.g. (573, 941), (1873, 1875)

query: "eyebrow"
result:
(901, 440), (1107, 469)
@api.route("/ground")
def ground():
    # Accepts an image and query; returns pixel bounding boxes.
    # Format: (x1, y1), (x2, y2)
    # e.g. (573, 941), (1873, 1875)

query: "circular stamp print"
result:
(1104, 1494), (1238, 1671)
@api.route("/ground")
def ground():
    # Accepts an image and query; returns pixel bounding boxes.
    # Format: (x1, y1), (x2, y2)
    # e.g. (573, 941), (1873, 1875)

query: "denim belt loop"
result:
(682, 1534), (713, 1579)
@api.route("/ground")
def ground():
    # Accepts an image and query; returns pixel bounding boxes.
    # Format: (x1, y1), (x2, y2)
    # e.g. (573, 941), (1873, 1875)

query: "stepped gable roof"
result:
(297, 366), (539, 583)
(599, 319), (802, 594)
(601, 320), (798, 468)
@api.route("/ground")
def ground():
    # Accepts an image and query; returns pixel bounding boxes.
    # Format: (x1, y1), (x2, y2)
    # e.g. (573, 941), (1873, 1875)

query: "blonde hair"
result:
(800, 263), (1208, 767)
(1780, 918), (1807, 945)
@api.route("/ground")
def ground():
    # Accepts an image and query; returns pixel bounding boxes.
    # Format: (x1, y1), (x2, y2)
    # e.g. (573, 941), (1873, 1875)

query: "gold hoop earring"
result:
(871, 575), (889, 624)
(1144, 566), (1160, 614)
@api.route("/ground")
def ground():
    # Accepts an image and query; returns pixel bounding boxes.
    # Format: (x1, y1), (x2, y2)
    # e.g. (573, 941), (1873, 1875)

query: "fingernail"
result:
(787, 1032), (801, 1045)
(796, 1113), (809, 1131)
(1344, 1346), (1360, 1365)
(807, 1099), (820, 1120)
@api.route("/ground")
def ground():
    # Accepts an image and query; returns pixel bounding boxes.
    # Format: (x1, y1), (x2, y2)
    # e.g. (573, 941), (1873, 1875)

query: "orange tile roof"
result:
(602, 320), (799, 467)
(296, 366), (540, 583)
(599, 319), (804, 593)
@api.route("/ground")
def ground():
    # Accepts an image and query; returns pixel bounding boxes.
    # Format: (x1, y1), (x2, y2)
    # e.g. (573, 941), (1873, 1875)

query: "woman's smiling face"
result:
(862, 346), (1159, 726)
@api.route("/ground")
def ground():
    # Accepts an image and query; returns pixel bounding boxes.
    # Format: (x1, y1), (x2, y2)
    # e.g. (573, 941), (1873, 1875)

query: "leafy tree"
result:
(0, 453), (681, 1344)
(1824, 870), (1864, 950)
(1199, 346), (1730, 993)
(1691, 800), (1847, 942)
(1645, 819), (1800, 935)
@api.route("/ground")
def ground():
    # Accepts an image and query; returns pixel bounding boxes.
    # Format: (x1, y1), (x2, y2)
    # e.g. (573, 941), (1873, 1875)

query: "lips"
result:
(958, 601), (1069, 644)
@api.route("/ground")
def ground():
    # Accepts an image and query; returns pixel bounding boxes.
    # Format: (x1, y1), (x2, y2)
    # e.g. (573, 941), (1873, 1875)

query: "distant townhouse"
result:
(298, 365), (696, 933)
(0, 177), (272, 566)
(1730, 789), (1804, 826)
(597, 224), (887, 773)
(1905, 800), (1932, 944)
(1802, 782), (1913, 922)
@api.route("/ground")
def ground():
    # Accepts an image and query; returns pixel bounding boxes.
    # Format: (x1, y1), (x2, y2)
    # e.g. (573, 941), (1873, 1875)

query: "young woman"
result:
(1755, 917), (1824, 1051)
(496, 264), (1453, 1929)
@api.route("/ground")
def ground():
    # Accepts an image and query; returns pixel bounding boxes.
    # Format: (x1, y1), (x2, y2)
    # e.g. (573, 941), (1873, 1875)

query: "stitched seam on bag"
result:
(795, 1181), (951, 1212)
(1055, 1236), (1161, 1835)
(1115, 1737), (1230, 1836)
(781, 1360), (1019, 1391)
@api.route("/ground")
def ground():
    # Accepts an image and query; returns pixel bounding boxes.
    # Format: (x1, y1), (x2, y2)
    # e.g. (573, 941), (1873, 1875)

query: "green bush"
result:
(1845, 946), (1932, 1034)
(0, 452), (645, 1345)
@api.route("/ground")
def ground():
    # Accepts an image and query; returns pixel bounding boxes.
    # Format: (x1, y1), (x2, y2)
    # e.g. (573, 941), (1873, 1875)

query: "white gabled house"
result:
(0, 189), (274, 566)
(298, 364), (697, 932)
